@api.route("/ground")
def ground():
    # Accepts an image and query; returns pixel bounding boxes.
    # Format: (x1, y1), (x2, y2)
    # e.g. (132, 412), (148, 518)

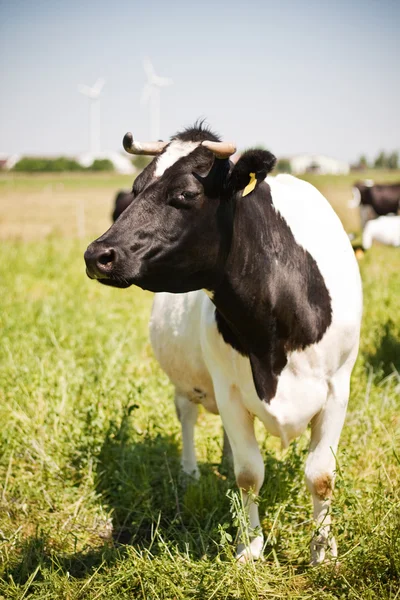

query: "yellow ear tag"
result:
(242, 172), (257, 197)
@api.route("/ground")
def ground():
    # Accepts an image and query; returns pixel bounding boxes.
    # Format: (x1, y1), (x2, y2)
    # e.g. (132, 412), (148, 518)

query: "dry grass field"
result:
(0, 170), (399, 599)
(0, 174), (132, 241)
(1, 169), (399, 240)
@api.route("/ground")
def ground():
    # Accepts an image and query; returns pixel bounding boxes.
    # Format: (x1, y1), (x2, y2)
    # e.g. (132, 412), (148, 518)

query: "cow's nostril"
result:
(98, 248), (116, 267)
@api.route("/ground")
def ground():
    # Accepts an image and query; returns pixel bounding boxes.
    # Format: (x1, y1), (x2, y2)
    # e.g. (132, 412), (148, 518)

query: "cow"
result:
(362, 215), (400, 250)
(349, 180), (400, 229)
(84, 123), (363, 565)
(112, 190), (134, 222)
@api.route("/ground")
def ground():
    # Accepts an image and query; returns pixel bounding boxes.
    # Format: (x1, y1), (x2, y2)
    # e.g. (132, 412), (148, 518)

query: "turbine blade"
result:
(152, 75), (173, 87)
(78, 84), (92, 96)
(92, 78), (105, 95)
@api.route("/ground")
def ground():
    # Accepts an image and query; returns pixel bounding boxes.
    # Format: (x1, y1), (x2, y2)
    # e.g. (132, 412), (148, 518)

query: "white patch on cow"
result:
(363, 179), (374, 187)
(155, 140), (200, 177)
(348, 186), (361, 208)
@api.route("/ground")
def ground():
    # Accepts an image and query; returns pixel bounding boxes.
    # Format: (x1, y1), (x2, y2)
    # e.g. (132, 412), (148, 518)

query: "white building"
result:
(289, 154), (350, 175)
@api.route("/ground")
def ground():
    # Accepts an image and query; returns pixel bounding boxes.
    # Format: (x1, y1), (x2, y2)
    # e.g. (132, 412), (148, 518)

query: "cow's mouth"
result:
(97, 278), (132, 289)
(85, 268), (96, 280)
(85, 268), (131, 288)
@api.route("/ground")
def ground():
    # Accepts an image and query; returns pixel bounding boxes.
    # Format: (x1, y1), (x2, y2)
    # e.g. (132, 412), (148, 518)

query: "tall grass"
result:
(0, 174), (399, 598)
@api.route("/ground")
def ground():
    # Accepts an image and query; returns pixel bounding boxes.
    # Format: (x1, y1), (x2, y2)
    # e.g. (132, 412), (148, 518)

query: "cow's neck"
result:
(211, 182), (332, 402)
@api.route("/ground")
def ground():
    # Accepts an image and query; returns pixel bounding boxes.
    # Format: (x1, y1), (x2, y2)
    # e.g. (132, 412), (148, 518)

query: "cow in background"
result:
(112, 190), (134, 222)
(349, 180), (400, 229)
(362, 215), (400, 250)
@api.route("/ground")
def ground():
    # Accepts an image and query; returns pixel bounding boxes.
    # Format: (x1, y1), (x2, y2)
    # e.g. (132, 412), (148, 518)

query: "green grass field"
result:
(0, 172), (399, 599)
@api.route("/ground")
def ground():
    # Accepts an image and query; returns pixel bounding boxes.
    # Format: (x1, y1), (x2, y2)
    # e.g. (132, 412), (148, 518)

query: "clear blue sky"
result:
(0, 0), (399, 162)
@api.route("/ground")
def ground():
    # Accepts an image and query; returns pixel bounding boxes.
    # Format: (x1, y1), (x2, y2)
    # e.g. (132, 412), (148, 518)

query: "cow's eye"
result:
(180, 191), (197, 200)
(168, 190), (198, 207)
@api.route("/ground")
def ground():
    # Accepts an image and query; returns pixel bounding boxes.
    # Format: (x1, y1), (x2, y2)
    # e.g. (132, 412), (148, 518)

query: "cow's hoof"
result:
(236, 536), (264, 563)
(310, 534), (338, 566)
(181, 464), (200, 481)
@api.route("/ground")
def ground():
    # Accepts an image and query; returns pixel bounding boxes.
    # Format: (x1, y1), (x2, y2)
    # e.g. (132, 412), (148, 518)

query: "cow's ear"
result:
(228, 149), (276, 197)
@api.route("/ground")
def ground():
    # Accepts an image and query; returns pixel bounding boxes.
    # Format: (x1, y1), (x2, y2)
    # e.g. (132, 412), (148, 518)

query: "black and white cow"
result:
(85, 123), (362, 564)
(349, 180), (400, 229)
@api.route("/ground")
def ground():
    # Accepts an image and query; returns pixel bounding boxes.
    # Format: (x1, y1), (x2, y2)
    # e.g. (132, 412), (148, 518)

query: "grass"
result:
(0, 172), (399, 598)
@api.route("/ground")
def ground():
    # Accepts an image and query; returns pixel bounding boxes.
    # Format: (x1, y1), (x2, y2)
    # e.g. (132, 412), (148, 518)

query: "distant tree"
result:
(13, 157), (84, 172)
(13, 157), (41, 172)
(276, 158), (292, 173)
(88, 159), (114, 172)
(358, 155), (369, 169)
(386, 151), (399, 170)
(374, 151), (386, 169)
(50, 157), (84, 172)
(13, 156), (117, 172)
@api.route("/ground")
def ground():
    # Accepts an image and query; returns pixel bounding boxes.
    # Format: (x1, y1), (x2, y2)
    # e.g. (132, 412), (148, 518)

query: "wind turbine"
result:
(141, 58), (173, 141)
(78, 78), (105, 154)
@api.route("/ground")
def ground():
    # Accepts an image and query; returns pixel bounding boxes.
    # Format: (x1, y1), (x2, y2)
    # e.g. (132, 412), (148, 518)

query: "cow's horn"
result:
(201, 140), (237, 159)
(123, 132), (169, 155)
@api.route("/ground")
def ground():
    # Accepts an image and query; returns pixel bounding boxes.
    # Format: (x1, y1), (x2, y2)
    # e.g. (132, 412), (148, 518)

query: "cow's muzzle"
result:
(84, 242), (118, 280)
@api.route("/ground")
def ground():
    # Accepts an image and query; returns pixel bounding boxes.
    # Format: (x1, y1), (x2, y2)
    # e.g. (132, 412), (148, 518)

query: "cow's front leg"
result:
(174, 391), (200, 479)
(215, 382), (265, 562)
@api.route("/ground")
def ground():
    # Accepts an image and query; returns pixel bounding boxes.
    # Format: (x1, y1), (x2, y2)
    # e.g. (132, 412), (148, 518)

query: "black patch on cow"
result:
(132, 159), (158, 196)
(355, 181), (400, 229)
(369, 184), (400, 214)
(194, 157), (231, 198)
(210, 156), (332, 403)
(214, 309), (247, 355)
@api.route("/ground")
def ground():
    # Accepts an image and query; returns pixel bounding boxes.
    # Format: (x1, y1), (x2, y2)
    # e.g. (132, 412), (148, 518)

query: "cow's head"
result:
(84, 124), (276, 293)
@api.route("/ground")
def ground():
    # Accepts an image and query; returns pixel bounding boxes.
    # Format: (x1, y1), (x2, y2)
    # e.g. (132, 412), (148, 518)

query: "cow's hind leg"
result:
(305, 366), (352, 565)
(174, 391), (200, 479)
(221, 427), (233, 470)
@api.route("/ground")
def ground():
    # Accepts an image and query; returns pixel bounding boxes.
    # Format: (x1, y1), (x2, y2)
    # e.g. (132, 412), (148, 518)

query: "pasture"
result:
(0, 171), (399, 599)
